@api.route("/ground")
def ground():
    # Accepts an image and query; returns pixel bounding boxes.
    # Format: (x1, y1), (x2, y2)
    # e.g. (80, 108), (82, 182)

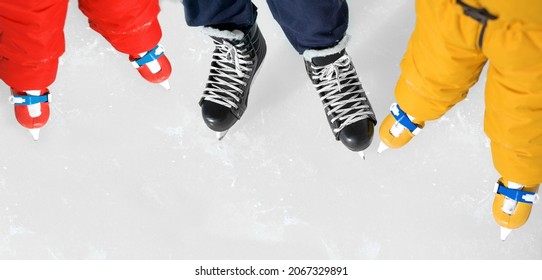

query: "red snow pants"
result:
(0, 0), (162, 90)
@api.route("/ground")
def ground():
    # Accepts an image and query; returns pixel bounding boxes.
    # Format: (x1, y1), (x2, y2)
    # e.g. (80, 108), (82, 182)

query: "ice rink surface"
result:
(0, 0), (541, 259)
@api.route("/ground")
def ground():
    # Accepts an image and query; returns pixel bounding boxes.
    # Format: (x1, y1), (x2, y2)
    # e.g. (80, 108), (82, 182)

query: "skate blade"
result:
(377, 141), (389, 153)
(500, 227), (513, 241)
(358, 151), (365, 160)
(216, 130), (228, 140)
(29, 128), (40, 141)
(159, 80), (171, 90)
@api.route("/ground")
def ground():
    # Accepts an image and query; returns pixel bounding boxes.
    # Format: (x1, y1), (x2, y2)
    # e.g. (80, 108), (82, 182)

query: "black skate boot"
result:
(200, 23), (267, 140)
(304, 39), (376, 158)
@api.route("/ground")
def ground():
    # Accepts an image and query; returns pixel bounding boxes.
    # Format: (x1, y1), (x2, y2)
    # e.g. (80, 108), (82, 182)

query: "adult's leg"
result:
(183, 0), (266, 139)
(183, 0), (256, 29)
(267, 0), (375, 153)
(266, 0), (348, 53)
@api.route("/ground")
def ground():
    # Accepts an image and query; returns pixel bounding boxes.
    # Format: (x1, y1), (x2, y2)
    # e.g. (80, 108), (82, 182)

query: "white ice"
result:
(0, 0), (540, 259)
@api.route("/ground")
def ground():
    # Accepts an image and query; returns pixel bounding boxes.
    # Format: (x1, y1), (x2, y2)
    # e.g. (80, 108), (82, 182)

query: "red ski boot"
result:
(129, 44), (172, 90)
(9, 88), (50, 140)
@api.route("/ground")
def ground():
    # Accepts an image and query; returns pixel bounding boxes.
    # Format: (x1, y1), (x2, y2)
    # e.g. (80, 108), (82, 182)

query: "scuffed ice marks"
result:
(201, 131), (271, 168)
(436, 107), (484, 146)
(0, 224), (35, 257)
(358, 238), (382, 259)
(64, 27), (119, 68)
(7, 225), (34, 236)
(200, 196), (332, 258)
(85, 247), (107, 260)
(202, 200), (286, 243)
(353, 0), (408, 45)
(154, 126), (184, 139)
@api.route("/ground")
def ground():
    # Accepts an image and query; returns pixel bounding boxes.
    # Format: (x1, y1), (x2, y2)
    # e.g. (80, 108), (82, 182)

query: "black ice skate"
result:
(200, 24), (267, 140)
(304, 37), (376, 158)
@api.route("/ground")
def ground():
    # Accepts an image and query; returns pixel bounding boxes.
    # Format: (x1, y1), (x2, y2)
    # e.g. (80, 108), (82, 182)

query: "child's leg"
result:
(379, 0), (488, 151)
(484, 23), (542, 187)
(267, 0), (375, 154)
(79, 0), (161, 55)
(0, 0), (68, 90)
(79, 0), (170, 87)
(483, 18), (542, 235)
(0, 0), (68, 138)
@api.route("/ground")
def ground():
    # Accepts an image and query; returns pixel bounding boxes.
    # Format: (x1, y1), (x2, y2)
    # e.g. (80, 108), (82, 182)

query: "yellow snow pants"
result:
(395, 0), (542, 185)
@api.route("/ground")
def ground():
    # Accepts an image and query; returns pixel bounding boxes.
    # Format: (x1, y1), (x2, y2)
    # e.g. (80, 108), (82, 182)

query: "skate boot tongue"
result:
(311, 49), (346, 66)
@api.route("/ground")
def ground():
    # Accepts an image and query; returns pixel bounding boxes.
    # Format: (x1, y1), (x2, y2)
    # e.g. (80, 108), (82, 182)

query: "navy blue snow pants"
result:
(182, 0), (349, 54)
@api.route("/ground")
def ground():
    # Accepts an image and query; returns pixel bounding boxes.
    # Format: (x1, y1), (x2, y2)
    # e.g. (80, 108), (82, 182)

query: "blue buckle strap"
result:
(10, 93), (49, 106)
(132, 45), (164, 67)
(495, 182), (539, 204)
(390, 103), (421, 134)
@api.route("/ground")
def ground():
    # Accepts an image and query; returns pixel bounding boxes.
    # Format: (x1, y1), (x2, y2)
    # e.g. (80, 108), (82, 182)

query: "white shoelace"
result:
(202, 39), (253, 109)
(311, 55), (372, 133)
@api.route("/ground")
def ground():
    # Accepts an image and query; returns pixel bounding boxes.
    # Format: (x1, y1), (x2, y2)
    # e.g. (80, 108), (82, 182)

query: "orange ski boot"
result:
(493, 179), (539, 240)
(378, 103), (424, 153)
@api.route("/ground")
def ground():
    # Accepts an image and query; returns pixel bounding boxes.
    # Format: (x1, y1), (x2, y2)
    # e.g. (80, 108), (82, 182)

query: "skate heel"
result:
(492, 179), (539, 240)
(378, 103), (424, 153)
(130, 44), (172, 89)
(9, 88), (50, 140)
